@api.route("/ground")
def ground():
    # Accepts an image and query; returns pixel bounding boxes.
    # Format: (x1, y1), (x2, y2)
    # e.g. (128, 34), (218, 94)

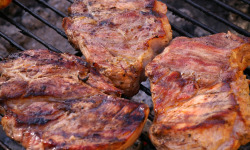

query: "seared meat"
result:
(0, 49), (122, 99)
(0, 50), (149, 150)
(146, 32), (250, 150)
(0, 0), (11, 9)
(63, 0), (172, 97)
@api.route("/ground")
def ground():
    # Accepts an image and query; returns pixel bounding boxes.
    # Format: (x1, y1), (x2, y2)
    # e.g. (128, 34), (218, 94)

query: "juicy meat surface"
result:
(0, 49), (122, 99)
(146, 32), (250, 150)
(0, 49), (149, 150)
(63, 0), (172, 97)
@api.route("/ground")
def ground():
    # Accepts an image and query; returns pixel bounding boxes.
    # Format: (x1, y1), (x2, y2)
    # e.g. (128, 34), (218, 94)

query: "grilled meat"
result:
(146, 32), (250, 150)
(0, 49), (122, 99)
(62, 0), (172, 97)
(0, 49), (149, 150)
(0, 0), (11, 9)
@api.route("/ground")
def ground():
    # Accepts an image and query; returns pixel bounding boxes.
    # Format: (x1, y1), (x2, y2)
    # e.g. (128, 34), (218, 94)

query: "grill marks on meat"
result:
(63, 0), (172, 97)
(0, 50), (149, 150)
(0, 49), (122, 99)
(146, 32), (250, 150)
(1, 96), (148, 150)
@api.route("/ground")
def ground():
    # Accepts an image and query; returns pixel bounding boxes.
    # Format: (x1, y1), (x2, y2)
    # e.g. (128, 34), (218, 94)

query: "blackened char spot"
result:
(78, 73), (89, 83)
(24, 85), (47, 97)
(90, 67), (101, 76)
(32, 109), (54, 116)
(17, 117), (50, 125)
(177, 78), (187, 87)
(131, 115), (145, 122)
(75, 57), (89, 67)
(45, 138), (58, 149)
(140, 11), (150, 16)
(98, 20), (115, 27)
(85, 13), (94, 19)
(244, 67), (250, 79)
(88, 1), (93, 6)
(145, 0), (155, 8)
(64, 99), (81, 104)
(90, 29), (96, 35)
(108, 137), (120, 143)
(7, 52), (23, 60)
(151, 10), (161, 17)
(58, 103), (72, 112)
(93, 133), (101, 138)
(73, 133), (84, 139)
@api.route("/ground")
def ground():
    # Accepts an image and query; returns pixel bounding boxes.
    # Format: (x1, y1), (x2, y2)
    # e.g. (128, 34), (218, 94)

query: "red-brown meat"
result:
(63, 0), (172, 97)
(146, 32), (250, 150)
(0, 49), (149, 150)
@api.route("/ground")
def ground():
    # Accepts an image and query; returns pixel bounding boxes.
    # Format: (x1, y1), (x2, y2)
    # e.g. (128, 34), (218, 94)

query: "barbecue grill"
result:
(0, 0), (249, 149)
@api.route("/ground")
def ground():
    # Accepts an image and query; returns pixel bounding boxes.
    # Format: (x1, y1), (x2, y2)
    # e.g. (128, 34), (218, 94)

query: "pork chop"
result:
(146, 32), (250, 150)
(0, 49), (149, 150)
(63, 0), (172, 97)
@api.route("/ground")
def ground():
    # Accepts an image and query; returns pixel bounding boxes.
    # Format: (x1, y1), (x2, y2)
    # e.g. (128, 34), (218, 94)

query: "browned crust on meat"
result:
(0, 49), (122, 100)
(0, 49), (149, 150)
(1, 95), (149, 150)
(62, 0), (172, 97)
(146, 32), (250, 150)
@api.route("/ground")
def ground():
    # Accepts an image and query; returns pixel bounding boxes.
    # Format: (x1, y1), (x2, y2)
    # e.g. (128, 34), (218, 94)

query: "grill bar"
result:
(0, 12), (62, 53)
(140, 84), (152, 96)
(0, 31), (25, 51)
(186, 0), (250, 37)
(0, 115), (9, 150)
(148, 114), (154, 121)
(13, 0), (68, 39)
(0, 140), (10, 150)
(140, 132), (156, 150)
(241, 0), (250, 5)
(67, 0), (74, 3)
(171, 24), (194, 37)
(212, 0), (250, 21)
(36, 0), (67, 18)
(166, 3), (218, 34)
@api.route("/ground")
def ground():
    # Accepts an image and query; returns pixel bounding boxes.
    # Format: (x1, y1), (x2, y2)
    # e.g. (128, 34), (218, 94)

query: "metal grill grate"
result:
(0, 0), (249, 149)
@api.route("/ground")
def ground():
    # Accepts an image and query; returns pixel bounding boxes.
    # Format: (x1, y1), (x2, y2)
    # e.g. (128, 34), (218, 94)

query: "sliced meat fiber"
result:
(63, 0), (172, 97)
(0, 49), (149, 150)
(146, 32), (250, 150)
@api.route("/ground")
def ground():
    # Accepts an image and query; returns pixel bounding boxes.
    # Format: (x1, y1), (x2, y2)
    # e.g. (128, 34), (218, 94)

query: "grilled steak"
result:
(146, 32), (250, 150)
(62, 0), (172, 97)
(0, 49), (149, 150)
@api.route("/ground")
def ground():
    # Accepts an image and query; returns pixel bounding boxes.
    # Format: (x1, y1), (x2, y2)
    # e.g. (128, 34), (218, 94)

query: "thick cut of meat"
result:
(0, 50), (149, 150)
(1, 95), (148, 150)
(146, 32), (250, 150)
(62, 0), (172, 97)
